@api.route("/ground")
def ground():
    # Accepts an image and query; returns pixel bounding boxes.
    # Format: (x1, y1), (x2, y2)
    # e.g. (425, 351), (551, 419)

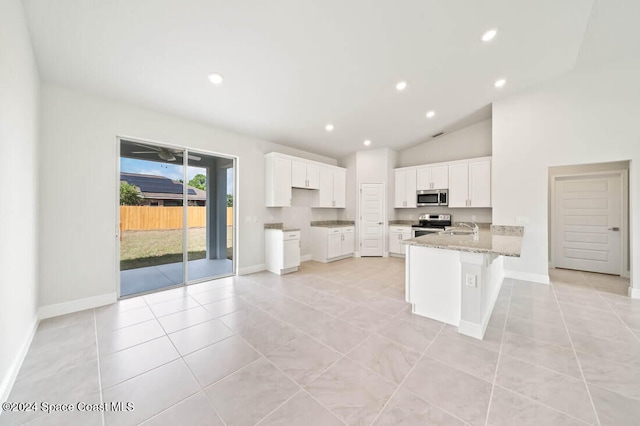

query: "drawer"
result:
(390, 226), (410, 233)
(328, 228), (342, 235)
(283, 231), (300, 241)
(342, 227), (354, 234)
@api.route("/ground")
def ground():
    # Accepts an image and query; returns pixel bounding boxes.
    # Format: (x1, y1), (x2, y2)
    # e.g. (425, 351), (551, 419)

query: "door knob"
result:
(608, 227), (620, 231)
(377, 222), (383, 225)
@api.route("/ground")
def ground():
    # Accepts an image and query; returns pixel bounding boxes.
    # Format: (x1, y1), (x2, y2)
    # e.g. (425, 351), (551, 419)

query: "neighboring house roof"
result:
(120, 172), (206, 200)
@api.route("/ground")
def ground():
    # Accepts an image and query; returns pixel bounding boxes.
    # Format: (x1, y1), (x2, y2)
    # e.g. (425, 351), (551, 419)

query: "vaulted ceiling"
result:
(24, 0), (598, 157)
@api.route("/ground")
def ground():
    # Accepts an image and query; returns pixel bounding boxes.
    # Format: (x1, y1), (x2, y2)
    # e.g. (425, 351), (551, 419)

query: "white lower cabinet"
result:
(389, 226), (412, 256)
(265, 229), (300, 275)
(311, 226), (354, 262)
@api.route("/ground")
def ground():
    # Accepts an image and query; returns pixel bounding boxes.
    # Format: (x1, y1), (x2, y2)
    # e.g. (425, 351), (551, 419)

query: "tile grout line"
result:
(226, 332), (349, 426)
(92, 309), (106, 426)
(549, 278), (602, 426)
(490, 383), (593, 425)
(592, 282), (640, 344)
(125, 295), (219, 425)
(367, 322), (472, 426)
(483, 283), (513, 426)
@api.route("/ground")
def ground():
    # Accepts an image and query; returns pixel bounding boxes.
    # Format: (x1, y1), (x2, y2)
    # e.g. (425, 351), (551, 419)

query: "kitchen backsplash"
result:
(396, 207), (492, 223)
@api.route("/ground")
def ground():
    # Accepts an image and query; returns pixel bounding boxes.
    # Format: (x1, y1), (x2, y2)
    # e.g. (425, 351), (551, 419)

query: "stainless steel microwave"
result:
(417, 189), (448, 206)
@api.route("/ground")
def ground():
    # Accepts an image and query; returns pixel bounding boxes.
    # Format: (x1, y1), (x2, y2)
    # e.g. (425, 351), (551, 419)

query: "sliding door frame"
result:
(116, 135), (238, 299)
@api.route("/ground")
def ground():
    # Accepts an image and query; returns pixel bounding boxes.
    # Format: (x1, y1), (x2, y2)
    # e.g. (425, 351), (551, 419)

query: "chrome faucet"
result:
(459, 222), (479, 238)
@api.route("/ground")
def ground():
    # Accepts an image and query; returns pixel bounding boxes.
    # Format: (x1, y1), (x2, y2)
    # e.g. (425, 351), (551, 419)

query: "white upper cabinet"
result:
(291, 160), (320, 189)
(431, 165), (449, 189)
(266, 153), (344, 208)
(265, 153), (292, 207)
(394, 168), (417, 208)
(332, 168), (346, 208)
(417, 165), (448, 190)
(469, 159), (491, 207)
(316, 166), (346, 208)
(448, 163), (470, 208)
(448, 158), (491, 208)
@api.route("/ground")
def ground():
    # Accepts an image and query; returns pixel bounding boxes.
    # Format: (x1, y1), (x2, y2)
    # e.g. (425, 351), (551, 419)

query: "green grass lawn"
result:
(120, 227), (231, 270)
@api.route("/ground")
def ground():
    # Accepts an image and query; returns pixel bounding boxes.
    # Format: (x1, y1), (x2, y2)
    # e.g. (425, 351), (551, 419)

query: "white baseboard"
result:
(238, 264), (266, 275)
(621, 270), (631, 279)
(504, 270), (550, 285)
(39, 292), (117, 320)
(629, 287), (640, 299)
(354, 251), (361, 258)
(458, 320), (484, 340)
(300, 254), (312, 262)
(0, 315), (38, 406)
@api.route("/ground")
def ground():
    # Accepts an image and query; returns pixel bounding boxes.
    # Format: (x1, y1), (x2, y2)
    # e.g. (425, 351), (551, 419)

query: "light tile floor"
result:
(120, 258), (233, 296)
(2, 258), (639, 425)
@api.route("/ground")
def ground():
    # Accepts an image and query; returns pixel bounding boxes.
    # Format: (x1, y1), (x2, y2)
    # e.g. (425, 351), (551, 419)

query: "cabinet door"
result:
(283, 239), (300, 269)
(416, 167), (432, 190)
(431, 165), (449, 189)
(307, 164), (320, 189)
(394, 170), (406, 208)
(469, 159), (491, 207)
(448, 163), (469, 208)
(327, 233), (342, 259)
(405, 168), (417, 208)
(341, 231), (354, 256)
(291, 160), (307, 188)
(274, 156), (292, 206)
(389, 232), (401, 254)
(333, 169), (346, 208)
(318, 167), (334, 207)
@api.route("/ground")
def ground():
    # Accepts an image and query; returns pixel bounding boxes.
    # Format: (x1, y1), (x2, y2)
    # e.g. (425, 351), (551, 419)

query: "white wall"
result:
(0, 0), (40, 404)
(280, 189), (339, 258)
(397, 119), (492, 167)
(38, 84), (338, 309)
(352, 148), (396, 254)
(493, 67), (639, 290)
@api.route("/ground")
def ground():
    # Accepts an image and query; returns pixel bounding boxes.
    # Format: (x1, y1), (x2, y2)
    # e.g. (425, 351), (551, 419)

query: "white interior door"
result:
(360, 183), (384, 256)
(554, 174), (622, 274)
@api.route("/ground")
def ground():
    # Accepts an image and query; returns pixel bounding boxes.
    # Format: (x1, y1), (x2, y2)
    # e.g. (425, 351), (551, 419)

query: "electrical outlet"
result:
(471, 215), (477, 222)
(516, 216), (529, 225)
(465, 274), (477, 287)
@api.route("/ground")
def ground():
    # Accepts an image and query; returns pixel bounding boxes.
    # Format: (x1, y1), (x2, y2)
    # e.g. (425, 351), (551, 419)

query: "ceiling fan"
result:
(130, 143), (201, 162)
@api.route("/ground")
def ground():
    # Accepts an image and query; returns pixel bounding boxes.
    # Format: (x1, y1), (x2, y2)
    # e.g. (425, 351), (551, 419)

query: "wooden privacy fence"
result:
(120, 206), (233, 231)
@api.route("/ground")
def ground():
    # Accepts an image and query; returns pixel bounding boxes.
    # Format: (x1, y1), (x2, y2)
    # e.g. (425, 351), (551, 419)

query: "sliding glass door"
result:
(118, 139), (235, 297)
(187, 152), (234, 282)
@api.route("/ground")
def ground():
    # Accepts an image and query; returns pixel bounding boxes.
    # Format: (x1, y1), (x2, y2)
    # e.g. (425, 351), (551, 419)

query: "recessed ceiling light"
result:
(494, 78), (506, 88)
(481, 29), (498, 42)
(426, 110), (436, 119)
(208, 72), (224, 85)
(363, 140), (372, 146)
(325, 124), (334, 132)
(395, 81), (407, 91)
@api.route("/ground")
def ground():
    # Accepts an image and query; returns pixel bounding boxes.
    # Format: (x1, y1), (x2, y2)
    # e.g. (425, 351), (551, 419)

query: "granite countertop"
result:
(310, 220), (355, 228)
(401, 225), (524, 257)
(264, 223), (301, 232)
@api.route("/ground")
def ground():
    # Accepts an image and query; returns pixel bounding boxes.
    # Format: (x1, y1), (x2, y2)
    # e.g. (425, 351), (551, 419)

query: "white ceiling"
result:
(23, 0), (595, 158)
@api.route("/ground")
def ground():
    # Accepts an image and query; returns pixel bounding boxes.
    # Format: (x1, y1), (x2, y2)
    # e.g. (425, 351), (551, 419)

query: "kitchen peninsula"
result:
(402, 224), (524, 339)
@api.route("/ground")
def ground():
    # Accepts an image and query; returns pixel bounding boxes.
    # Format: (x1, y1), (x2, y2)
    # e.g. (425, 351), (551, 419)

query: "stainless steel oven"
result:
(412, 228), (442, 238)
(416, 189), (448, 207)
(411, 214), (452, 237)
